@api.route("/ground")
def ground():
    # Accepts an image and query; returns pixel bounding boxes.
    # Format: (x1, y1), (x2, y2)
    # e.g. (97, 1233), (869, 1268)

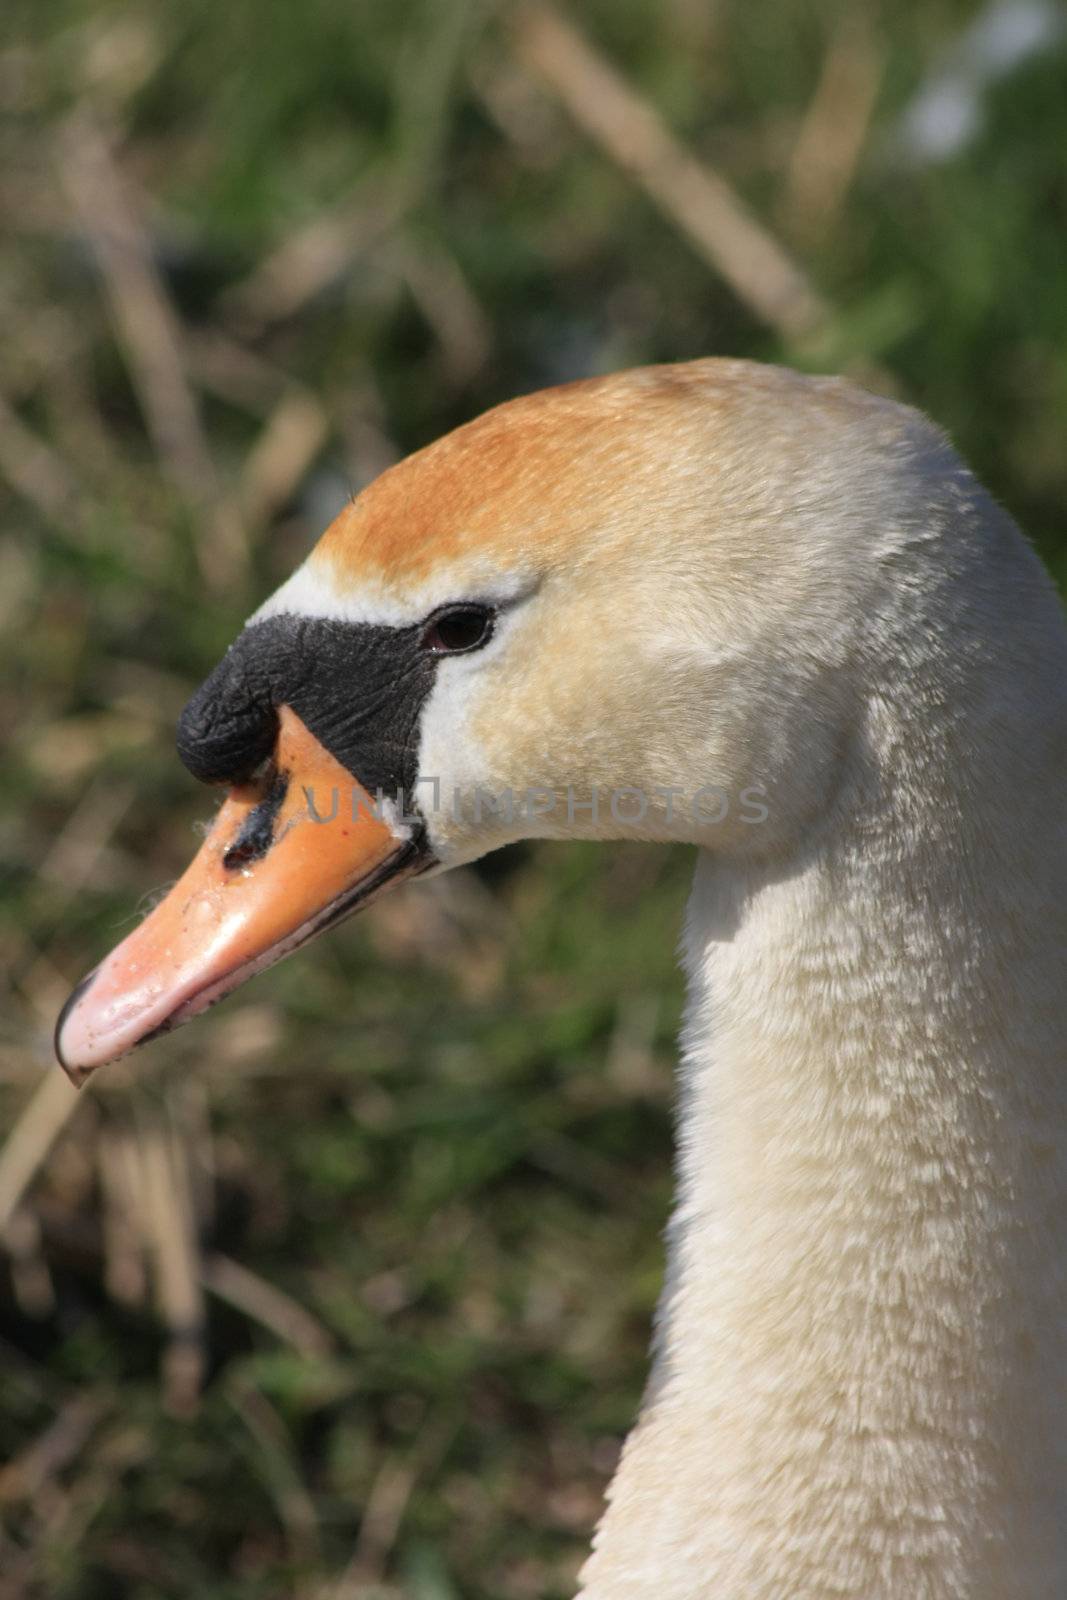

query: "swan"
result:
(55, 359), (1067, 1598)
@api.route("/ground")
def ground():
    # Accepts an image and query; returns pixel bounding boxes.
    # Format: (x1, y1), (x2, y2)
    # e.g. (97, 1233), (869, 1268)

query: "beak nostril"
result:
(221, 772), (289, 871)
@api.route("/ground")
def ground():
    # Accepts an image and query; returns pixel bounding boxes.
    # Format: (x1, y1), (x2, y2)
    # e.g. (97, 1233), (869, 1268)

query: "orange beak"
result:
(54, 706), (429, 1084)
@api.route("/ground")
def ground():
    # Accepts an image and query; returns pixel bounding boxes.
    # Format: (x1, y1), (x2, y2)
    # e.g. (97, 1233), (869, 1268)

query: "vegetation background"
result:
(1, 1), (1065, 1595)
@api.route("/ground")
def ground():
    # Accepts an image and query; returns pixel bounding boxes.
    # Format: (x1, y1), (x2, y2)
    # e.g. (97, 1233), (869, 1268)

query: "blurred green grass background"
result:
(1, 1), (1066, 1595)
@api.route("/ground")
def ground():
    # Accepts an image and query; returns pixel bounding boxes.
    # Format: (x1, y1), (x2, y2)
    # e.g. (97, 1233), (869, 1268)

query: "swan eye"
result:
(420, 604), (495, 655)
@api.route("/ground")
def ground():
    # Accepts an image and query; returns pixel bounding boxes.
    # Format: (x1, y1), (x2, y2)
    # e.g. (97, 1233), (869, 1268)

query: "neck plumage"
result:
(582, 536), (1067, 1599)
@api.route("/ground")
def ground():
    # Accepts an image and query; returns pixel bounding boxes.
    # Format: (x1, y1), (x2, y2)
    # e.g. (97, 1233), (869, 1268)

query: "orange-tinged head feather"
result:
(311, 361), (792, 593)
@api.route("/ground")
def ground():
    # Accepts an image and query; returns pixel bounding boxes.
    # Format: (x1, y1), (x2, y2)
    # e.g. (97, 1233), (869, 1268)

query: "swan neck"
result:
(581, 785), (1067, 1598)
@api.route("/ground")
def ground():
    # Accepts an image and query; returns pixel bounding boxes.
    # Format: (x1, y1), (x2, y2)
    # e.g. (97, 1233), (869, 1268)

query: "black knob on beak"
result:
(176, 635), (279, 786)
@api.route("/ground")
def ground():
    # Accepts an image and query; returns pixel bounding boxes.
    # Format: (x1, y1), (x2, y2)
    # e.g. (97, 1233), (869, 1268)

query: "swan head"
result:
(54, 358), (951, 1080)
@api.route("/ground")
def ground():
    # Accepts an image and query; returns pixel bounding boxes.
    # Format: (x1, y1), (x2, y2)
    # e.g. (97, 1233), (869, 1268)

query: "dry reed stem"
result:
(0, 1393), (107, 1505)
(782, 15), (882, 244)
(227, 1375), (323, 1568)
(136, 1109), (206, 1414)
(98, 1123), (149, 1308)
(0, 1069), (81, 1237)
(13, 778), (136, 1048)
(220, 187), (404, 329)
(2, 1208), (56, 1319)
(185, 330), (296, 415)
(342, 1455), (418, 1586)
(390, 234), (494, 386)
(512, 1), (831, 342)
(55, 108), (245, 592)
(202, 1253), (334, 1357)
(318, 1412), (455, 1598)
(0, 385), (81, 523)
(236, 387), (332, 532)
(34, 776), (135, 910)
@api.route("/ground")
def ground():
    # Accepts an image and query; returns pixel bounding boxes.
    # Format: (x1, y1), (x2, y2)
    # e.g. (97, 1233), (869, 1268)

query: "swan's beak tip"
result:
(54, 961), (148, 1084)
(54, 966), (104, 1085)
